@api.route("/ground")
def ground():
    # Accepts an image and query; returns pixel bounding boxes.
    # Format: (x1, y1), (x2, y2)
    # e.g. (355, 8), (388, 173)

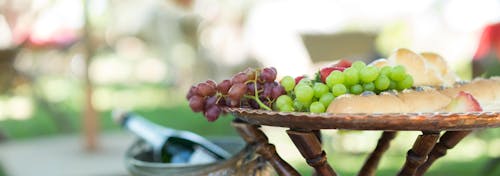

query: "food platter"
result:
(225, 108), (500, 131)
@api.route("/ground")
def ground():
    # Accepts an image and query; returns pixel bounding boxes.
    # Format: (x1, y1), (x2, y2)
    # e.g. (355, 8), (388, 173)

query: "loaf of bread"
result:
(326, 77), (500, 113)
(440, 77), (500, 111)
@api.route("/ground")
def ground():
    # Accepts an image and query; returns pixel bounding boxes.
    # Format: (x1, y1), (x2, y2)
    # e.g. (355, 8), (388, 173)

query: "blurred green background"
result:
(0, 0), (499, 175)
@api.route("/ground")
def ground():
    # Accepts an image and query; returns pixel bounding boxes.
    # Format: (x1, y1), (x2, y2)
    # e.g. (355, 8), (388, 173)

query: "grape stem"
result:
(244, 95), (271, 110)
(249, 71), (272, 111)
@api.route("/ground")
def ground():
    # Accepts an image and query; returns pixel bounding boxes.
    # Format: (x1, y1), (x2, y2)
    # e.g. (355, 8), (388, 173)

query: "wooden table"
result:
(226, 108), (500, 176)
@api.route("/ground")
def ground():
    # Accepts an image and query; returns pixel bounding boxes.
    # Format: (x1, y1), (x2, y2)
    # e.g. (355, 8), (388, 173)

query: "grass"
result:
(0, 104), (237, 140)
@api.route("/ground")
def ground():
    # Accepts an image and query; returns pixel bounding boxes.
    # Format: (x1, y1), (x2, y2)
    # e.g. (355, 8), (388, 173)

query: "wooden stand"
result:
(287, 129), (337, 176)
(359, 131), (397, 176)
(232, 120), (300, 176)
(397, 131), (440, 176)
(416, 131), (471, 176)
(226, 109), (499, 176)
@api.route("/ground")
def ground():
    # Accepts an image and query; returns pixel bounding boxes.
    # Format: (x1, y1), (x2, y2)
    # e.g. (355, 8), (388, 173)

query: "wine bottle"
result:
(113, 111), (231, 164)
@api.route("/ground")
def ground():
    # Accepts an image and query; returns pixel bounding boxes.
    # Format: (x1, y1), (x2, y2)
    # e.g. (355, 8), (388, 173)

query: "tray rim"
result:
(224, 108), (500, 131)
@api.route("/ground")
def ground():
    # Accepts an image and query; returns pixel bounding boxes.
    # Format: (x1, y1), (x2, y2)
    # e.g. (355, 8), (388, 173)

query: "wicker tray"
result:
(225, 108), (500, 131)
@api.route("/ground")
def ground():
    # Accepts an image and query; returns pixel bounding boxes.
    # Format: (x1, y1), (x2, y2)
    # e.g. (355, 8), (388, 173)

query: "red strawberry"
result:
(333, 59), (352, 68)
(295, 76), (305, 85)
(445, 91), (482, 112)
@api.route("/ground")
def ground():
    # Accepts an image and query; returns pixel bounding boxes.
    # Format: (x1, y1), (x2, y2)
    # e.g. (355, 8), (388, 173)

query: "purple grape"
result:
(197, 82), (216, 97)
(231, 72), (249, 84)
(261, 82), (273, 98)
(247, 83), (263, 95)
(217, 79), (232, 94)
(271, 85), (286, 100)
(205, 96), (218, 109)
(260, 67), (277, 83)
(205, 80), (217, 88)
(248, 99), (260, 109)
(229, 99), (240, 107)
(204, 106), (221, 122)
(217, 97), (228, 106)
(186, 86), (198, 99)
(247, 82), (257, 95)
(188, 95), (205, 112)
(228, 83), (247, 102)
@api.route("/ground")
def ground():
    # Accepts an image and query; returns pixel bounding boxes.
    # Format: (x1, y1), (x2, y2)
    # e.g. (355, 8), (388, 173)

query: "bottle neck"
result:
(122, 114), (174, 148)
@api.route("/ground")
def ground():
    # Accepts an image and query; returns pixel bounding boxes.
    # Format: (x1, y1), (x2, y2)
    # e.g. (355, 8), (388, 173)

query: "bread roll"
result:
(387, 48), (445, 86)
(440, 78), (500, 109)
(369, 58), (390, 68)
(326, 93), (409, 113)
(420, 52), (448, 75)
(397, 89), (451, 112)
(326, 78), (499, 113)
(420, 52), (457, 87)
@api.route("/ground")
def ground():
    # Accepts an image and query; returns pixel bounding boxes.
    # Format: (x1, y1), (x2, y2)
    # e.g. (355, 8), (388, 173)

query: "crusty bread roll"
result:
(387, 48), (445, 86)
(327, 93), (409, 113)
(440, 78), (500, 108)
(397, 89), (452, 112)
(369, 58), (390, 68)
(420, 52), (457, 87)
(326, 78), (500, 113)
(420, 52), (448, 75)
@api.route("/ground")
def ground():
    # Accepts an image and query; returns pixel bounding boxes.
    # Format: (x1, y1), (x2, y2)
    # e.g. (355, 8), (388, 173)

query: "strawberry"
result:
(295, 76), (305, 85)
(319, 67), (346, 83)
(445, 91), (482, 112)
(333, 59), (352, 68)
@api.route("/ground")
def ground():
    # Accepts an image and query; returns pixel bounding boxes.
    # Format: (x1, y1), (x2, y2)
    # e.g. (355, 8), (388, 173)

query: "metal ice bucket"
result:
(125, 138), (272, 176)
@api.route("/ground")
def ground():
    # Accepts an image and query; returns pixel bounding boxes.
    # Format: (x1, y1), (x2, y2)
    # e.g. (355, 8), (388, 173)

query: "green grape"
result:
(350, 84), (363, 95)
(389, 65), (406, 81)
(380, 66), (391, 76)
(375, 75), (390, 90)
(293, 100), (310, 112)
(297, 78), (313, 87)
(309, 102), (326, 113)
(293, 100), (305, 112)
(313, 83), (329, 98)
(280, 76), (295, 92)
(279, 104), (295, 112)
(294, 85), (314, 103)
(326, 71), (345, 87)
(343, 67), (359, 86)
(388, 80), (397, 90)
(363, 82), (375, 91)
(397, 74), (414, 90)
(319, 93), (335, 107)
(331, 84), (347, 96)
(275, 95), (293, 109)
(351, 61), (366, 70)
(360, 66), (380, 83)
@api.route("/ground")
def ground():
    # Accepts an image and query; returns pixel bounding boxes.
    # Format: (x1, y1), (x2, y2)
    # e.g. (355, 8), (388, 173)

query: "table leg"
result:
(359, 131), (397, 176)
(415, 130), (471, 176)
(287, 129), (337, 176)
(313, 129), (322, 143)
(232, 120), (300, 176)
(397, 131), (440, 176)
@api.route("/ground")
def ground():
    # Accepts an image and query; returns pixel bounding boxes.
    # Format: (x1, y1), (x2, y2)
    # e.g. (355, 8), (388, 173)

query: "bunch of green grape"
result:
(275, 61), (413, 113)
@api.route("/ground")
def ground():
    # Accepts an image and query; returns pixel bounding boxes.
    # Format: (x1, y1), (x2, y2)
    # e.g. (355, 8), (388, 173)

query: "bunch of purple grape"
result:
(187, 67), (286, 121)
